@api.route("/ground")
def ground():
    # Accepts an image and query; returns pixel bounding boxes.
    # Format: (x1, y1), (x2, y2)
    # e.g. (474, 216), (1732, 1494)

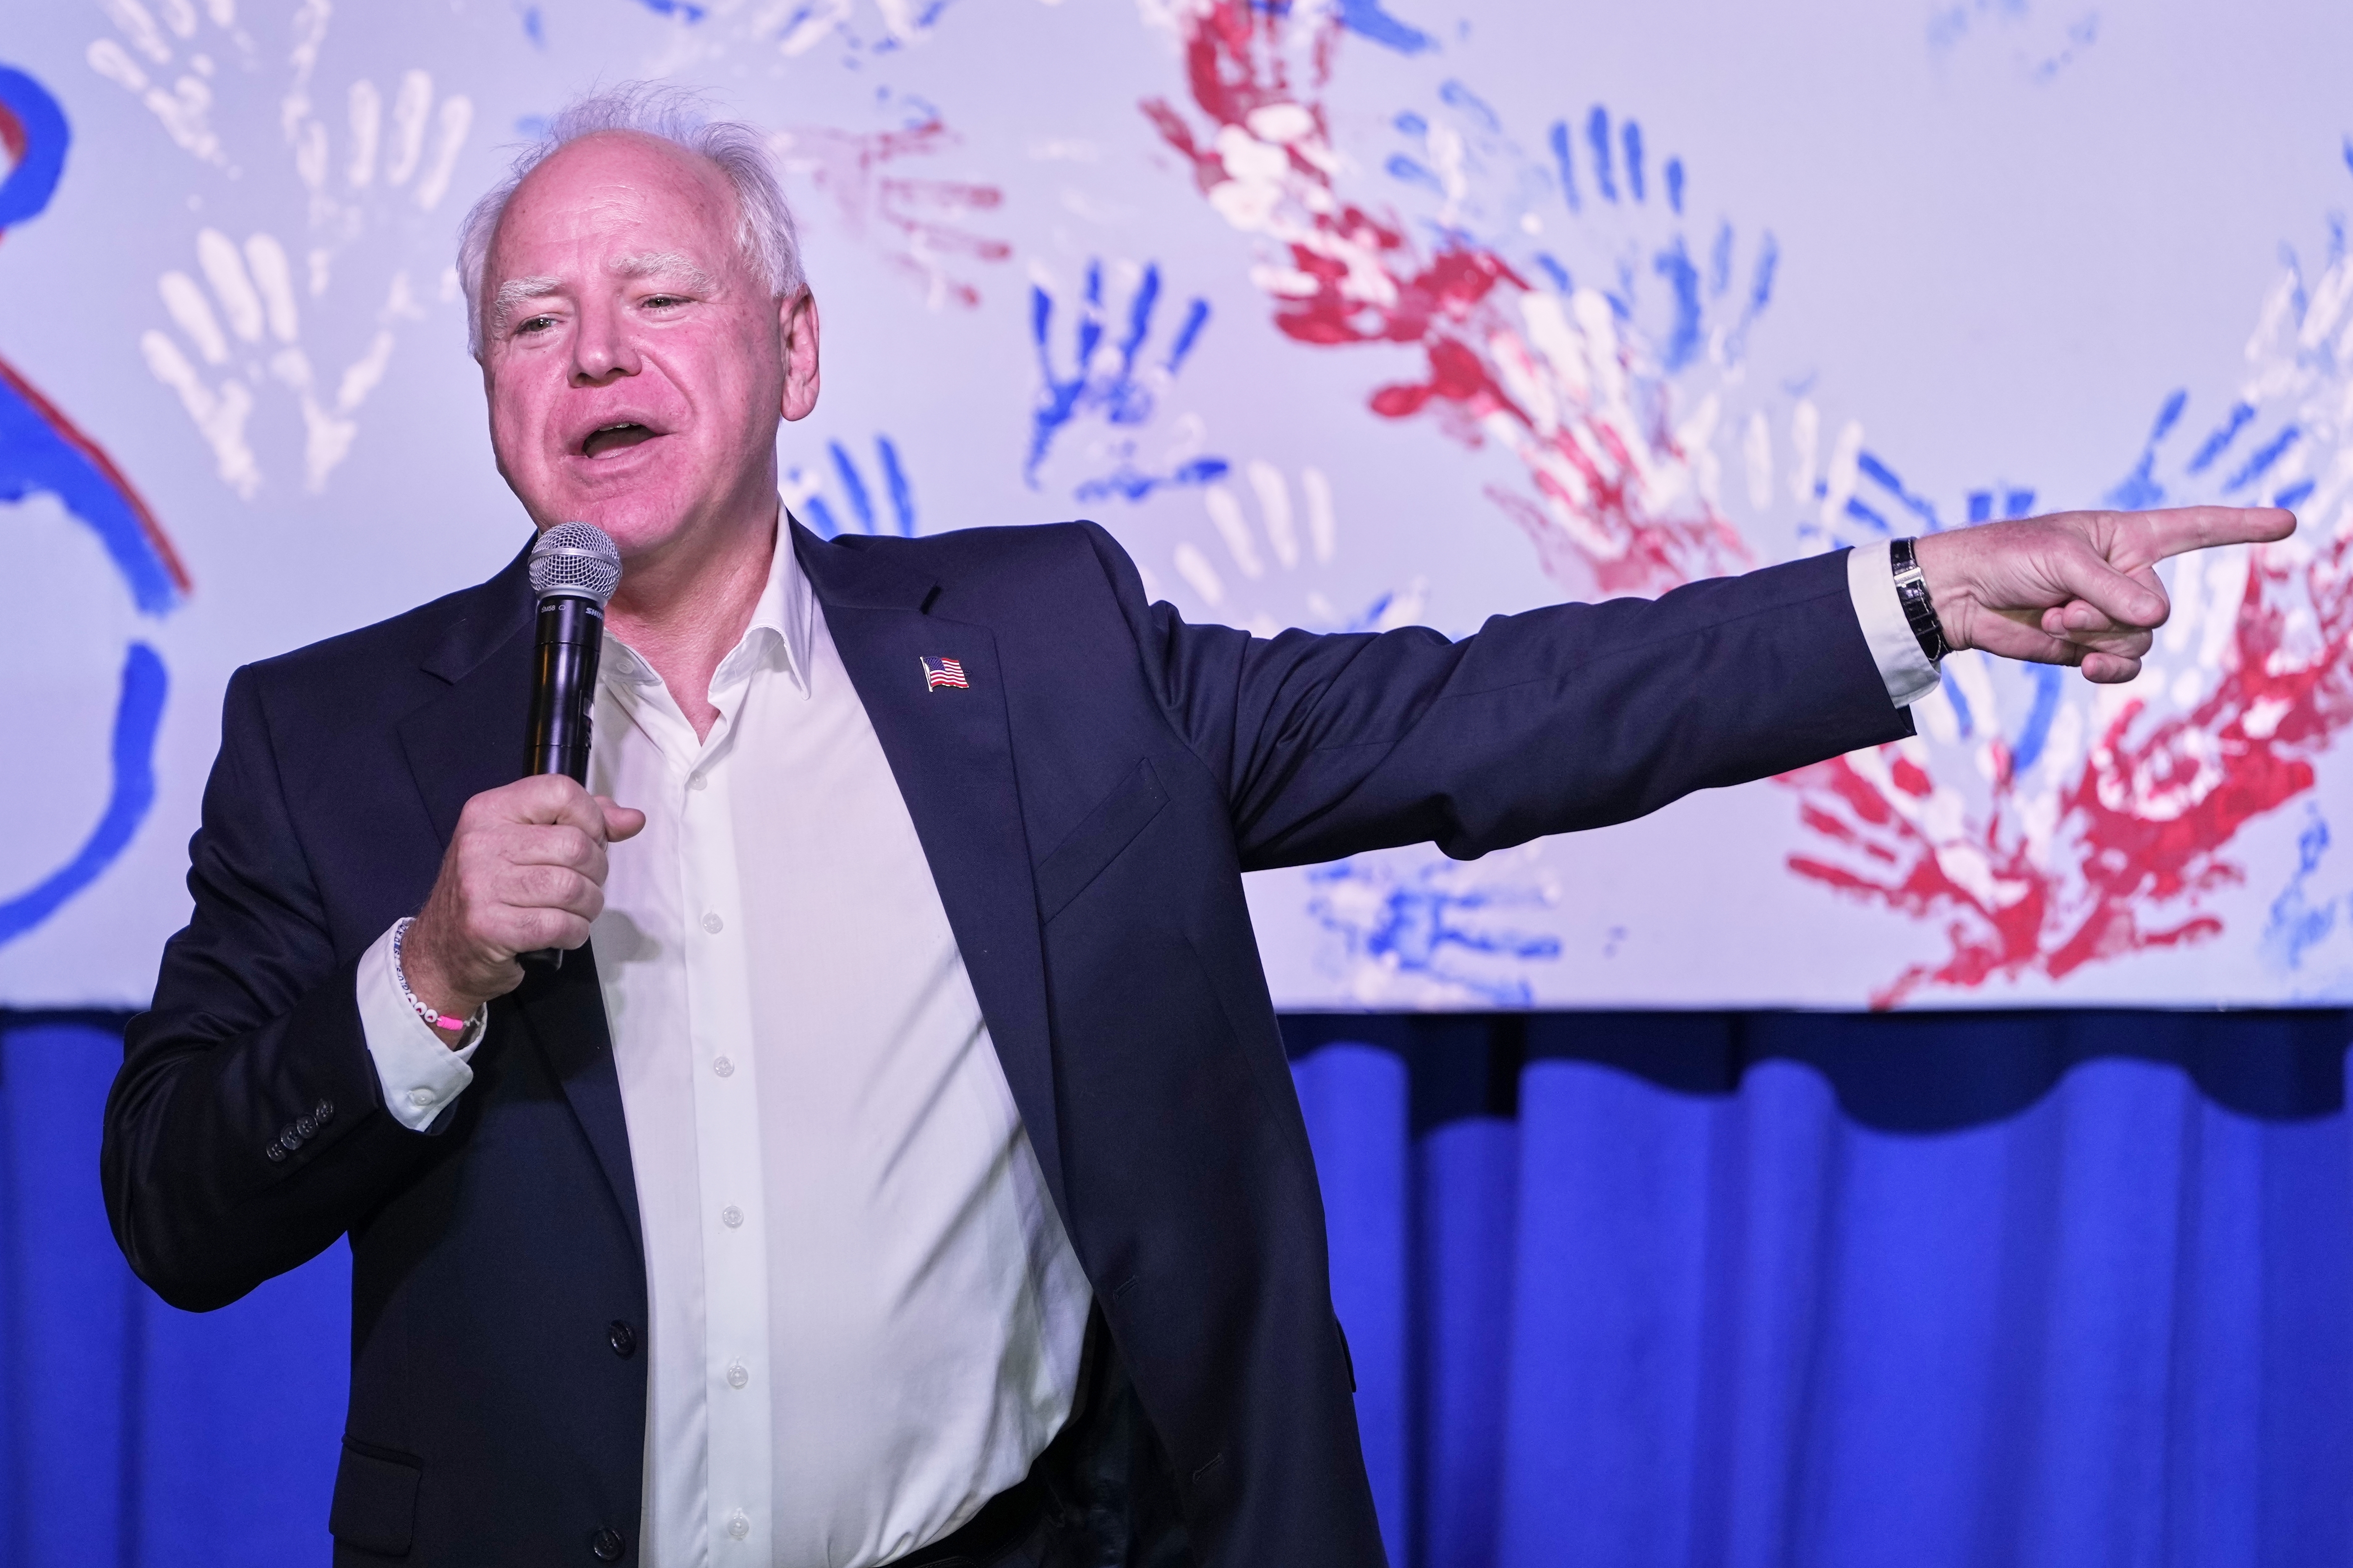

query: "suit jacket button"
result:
(590, 1526), (626, 1561)
(608, 1321), (637, 1359)
(266, 1143), (287, 1162)
(313, 1099), (334, 1124)
(294, 1116), (316, 1138)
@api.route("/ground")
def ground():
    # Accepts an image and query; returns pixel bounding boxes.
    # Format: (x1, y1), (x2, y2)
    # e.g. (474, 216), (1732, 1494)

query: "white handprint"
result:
(140, 227), (413, 495)
(84, 0), (248, 167)
(90, 0), (474, 501)
(1168, 459), (1425, 638)
(289, 67), (474, 232)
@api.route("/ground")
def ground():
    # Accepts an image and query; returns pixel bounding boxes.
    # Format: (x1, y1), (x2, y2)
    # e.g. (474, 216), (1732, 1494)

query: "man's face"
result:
(478, 131), (817, 558)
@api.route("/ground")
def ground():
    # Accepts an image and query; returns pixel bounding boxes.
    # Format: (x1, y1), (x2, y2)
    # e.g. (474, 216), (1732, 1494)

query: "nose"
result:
(571, 295), (639, 385)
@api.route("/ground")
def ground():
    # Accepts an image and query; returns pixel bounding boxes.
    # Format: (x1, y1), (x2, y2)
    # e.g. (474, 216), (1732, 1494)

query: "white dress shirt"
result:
(355, 532), (1939, 1564)
(362, 527), (1093, 1567)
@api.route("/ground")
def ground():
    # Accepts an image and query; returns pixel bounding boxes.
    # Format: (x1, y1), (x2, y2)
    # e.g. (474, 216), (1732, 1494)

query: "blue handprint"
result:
(1387, 92), (1778, 376)
(793, 434), (918, 538)
(1025, 258), (1224, 501)
(1306, 857), (1562, 1007)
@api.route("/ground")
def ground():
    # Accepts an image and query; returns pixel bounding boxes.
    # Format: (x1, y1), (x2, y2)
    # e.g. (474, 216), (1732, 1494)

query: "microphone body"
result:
(525, 593), (604, 784)
(519, 523), (623, 969)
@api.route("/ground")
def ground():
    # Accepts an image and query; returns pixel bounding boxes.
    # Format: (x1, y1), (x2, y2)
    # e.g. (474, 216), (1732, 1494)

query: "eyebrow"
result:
(490, 275), (562, 336)
(609, 251), (718, 292)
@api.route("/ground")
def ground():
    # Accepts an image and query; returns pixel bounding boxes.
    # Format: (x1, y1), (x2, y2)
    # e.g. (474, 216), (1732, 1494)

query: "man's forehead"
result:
(494, 134), (737, 263)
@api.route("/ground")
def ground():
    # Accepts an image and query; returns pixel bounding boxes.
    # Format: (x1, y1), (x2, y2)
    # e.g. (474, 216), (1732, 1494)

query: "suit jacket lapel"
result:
(394, 541), (644, 1254)
(792, 523), (1070, 1219)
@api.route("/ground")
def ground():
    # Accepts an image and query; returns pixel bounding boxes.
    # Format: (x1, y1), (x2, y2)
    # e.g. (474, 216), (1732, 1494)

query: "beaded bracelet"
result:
(392, 917), (478, 1038)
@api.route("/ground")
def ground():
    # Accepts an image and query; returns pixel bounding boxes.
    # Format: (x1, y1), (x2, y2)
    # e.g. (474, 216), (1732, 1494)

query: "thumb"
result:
(598, 797), (649, 842)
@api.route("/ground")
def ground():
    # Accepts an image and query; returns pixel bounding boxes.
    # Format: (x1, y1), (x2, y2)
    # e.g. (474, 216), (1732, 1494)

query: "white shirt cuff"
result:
(1846, 539), (1943, 708)
(357, 921), (483, 1133)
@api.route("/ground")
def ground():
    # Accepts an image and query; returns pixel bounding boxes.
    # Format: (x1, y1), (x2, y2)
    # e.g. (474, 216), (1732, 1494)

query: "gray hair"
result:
(455, 83), (805, 358)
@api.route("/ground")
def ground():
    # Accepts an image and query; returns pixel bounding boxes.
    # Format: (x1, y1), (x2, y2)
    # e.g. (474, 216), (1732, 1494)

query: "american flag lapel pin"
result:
(920, 655), (970, 692)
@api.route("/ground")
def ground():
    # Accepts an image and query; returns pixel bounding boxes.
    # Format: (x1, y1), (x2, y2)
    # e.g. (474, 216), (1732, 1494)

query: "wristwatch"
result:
(1889, 537), (1951, 666)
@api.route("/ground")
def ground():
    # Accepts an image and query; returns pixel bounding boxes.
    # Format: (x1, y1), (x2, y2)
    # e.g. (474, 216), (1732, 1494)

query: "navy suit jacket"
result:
(104, 520), (1911, 1565)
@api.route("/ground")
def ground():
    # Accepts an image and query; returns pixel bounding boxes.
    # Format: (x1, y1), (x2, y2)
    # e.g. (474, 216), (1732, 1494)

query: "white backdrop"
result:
(3, 0), (2349, 1009)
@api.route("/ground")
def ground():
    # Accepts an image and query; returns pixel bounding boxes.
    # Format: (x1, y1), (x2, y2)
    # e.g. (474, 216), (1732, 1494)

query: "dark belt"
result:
(880, 1308), (1190, 1568)
(882, 1471), (1050, 1568)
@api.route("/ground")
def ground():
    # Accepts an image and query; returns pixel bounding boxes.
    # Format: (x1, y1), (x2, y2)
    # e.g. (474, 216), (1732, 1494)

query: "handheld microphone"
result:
(520, 522), (623, 969)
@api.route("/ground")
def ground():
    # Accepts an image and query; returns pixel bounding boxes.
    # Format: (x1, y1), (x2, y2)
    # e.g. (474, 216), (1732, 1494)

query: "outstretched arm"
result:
(1913, 505), (2298, 683)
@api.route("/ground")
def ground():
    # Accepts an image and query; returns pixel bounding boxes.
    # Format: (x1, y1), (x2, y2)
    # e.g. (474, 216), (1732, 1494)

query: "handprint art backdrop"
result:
(3, 0), (2350, 1007)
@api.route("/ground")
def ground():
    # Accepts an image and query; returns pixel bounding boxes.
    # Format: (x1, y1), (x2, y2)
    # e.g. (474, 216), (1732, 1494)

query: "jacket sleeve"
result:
(102, 667), (442, 1311)
(1081, 525), (1916, 871)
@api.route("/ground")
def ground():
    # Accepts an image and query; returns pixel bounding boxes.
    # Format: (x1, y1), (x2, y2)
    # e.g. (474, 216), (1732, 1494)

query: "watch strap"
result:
(1889, 537), (1951, 666)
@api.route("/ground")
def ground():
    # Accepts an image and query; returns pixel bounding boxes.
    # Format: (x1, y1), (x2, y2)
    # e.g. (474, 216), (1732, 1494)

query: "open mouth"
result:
(580, 422), (657, 459)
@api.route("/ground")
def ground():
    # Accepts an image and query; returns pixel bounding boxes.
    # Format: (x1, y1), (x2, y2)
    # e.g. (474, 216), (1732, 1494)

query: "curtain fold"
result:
(6, 1008), (2349, 1566)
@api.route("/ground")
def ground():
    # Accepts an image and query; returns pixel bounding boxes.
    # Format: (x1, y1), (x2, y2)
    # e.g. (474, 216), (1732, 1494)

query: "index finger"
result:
(2110, 505), (2295, 570)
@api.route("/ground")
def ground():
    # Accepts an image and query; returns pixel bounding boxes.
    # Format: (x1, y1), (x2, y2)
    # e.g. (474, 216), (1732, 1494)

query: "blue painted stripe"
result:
(1653, 240), (1700, 372)
(1548, 120), (1580, 212)
(1844, 495), (1893, 534)
(2186, 401), (2256, 474)
(2223, 425), (2300, 492)
(0, 369), (180, 617)
(2011, 665), (2062, 774)
(1748, 234), (1779, 315)
(1336, 0), (1436, 54)
(1586, 107), (1617, 202)
(1438, 80), (1498, 133)
(1941, 664), (1975, 738)
(0, 644), (166, 946)
(0, 68), (70, 231)
(1386, 154), (1446, 195)
(1117, 263), (1161, 368)
(1165, 298), (1211, 375)
(829, 440), (875, 532)
(1857, 451), (1943, 531)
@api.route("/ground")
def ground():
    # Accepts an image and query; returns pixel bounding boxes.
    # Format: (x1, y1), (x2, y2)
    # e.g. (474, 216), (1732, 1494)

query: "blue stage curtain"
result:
(5, 1008), (2350, 1567)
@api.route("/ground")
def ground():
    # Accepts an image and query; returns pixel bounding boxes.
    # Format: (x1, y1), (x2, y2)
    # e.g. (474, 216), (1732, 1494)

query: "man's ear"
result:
(780, 289), (821, 422)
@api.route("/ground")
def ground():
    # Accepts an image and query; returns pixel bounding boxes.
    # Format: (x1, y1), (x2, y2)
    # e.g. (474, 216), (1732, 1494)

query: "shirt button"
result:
(712, 1056), (734, 1078)
(727, 1511), (750, 1540)
(689, 772), (709, 792)
(721, 1205), (743, 1229)
(702, 912), (724, 935)
(409, 1089), (436, 1109)
(726, 1360), (749, 1389)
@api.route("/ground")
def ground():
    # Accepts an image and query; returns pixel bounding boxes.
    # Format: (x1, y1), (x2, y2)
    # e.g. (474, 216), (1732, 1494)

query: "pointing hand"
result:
(1912, 505), (2298, 683)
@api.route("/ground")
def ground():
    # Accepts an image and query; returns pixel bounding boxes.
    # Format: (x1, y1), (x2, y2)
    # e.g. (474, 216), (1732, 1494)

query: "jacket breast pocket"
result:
(1036, 758), (1169, 923)
(329, 1438), (421, 1557)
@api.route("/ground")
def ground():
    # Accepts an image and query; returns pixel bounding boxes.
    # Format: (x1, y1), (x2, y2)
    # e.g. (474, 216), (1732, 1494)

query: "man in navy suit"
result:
(102, 88), (2291, 1568)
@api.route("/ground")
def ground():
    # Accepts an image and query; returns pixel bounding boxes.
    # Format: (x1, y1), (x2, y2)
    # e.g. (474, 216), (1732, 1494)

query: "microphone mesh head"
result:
(529, 522), (623, 606)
